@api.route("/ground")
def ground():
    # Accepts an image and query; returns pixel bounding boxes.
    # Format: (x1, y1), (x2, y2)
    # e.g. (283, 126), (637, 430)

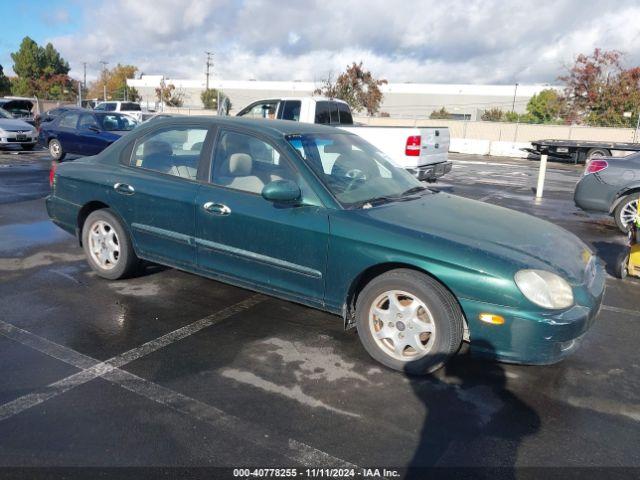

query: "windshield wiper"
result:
(400, 186), (428, 197)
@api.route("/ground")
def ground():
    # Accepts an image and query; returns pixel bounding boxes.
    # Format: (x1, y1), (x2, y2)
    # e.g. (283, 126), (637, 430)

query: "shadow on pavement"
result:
(405, 341), (540, 478)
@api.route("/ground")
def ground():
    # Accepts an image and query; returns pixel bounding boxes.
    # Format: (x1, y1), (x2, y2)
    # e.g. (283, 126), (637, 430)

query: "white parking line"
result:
(601, 305), (640, 317)
(0, 295), (357, 467)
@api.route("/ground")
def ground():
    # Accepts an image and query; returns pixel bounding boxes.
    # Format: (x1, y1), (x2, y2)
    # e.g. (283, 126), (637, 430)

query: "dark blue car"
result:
(39, 110), (137, 160)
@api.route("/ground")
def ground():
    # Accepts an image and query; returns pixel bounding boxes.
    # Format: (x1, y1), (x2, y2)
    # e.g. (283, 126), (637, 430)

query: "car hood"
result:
(361, 192), (592, 283)
(0, 118), (34, 131)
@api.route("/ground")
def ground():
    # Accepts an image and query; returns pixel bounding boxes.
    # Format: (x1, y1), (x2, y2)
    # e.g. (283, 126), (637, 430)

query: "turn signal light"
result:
(585, 159), (608, 175)
(479, 313), (505, 325)
(405, 135), (421, 156)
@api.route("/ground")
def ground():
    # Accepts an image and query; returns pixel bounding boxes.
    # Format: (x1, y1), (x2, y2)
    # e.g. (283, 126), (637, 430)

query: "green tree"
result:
(481, 107), (505, 122)
(10, 37), (75, 99)
(11, 37), (42, 79)
(429, 107), (451, 119)
(314, 62), (387, 115)
(0, 64), (11, 96)
(201, 88), (220, 109)
(40, 43), (70, 77)
(525, 89), (564, 123)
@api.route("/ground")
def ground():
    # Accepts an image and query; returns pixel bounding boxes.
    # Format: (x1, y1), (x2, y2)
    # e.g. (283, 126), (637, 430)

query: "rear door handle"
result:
(203, 202), (231, 215)
(113, 183), (135, 195)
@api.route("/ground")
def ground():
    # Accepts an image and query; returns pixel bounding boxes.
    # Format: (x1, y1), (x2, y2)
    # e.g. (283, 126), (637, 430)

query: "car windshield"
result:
(287, 133), (427, 208)
(0, 108), (12, 119)
(98, 114), (137, 131)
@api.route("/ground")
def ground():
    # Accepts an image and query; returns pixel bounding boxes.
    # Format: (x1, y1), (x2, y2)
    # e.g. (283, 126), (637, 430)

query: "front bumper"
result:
(0, 131), (37, 146)
(407, 161), (452, 181)
(460, 261), (606, 364)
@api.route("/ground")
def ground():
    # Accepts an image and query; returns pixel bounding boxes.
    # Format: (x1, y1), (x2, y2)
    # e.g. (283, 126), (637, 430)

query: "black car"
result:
(574, 152), (640, 232)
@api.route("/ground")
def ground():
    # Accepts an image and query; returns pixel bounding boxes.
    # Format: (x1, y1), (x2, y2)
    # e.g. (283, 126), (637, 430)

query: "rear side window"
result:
(131, 127), (208, 180)
(315, 102), (331, 124)
(121, 102), (141, 111)
(58, 112), (79, 128)
(337, 103), (353, 124)
(280, 100), (301, 121)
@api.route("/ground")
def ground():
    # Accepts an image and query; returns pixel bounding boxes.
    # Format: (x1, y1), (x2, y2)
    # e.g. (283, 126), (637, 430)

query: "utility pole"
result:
(99, 60), (108, 101)
(205, 52), (214, 91)
(511, 82), (519, 113)
(82, 62), (87, 91)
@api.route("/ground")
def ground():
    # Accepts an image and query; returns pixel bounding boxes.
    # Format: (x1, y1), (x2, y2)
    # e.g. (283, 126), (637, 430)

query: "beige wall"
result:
(354, 116), (637, 143)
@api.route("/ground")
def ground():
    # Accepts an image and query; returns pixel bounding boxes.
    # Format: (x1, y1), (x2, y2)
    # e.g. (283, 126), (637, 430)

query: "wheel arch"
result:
(342, 262), (468, 337)
(76, 201), (111, 246)
(610, 185), (640, 213)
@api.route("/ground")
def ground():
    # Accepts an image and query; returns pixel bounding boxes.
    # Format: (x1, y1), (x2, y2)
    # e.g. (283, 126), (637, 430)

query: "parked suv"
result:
(94, 101), (143, 122)
(574, 152), (640, 232)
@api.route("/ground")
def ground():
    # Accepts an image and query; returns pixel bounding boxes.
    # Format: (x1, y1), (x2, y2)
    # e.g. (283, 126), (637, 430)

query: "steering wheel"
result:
(344, 168), (367, 192)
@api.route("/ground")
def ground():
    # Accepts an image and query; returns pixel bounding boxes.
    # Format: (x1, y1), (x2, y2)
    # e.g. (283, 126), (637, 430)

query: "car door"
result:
(76, 113), (106, 156)
(108, 123), (212, 269)
(195, 129), (329, 305)
(55, 111), (81, 153)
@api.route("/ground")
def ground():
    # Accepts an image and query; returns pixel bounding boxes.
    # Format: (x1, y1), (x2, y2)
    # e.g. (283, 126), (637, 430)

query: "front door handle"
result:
(203, 202), (231, 216)
(113, 183), (135, 195)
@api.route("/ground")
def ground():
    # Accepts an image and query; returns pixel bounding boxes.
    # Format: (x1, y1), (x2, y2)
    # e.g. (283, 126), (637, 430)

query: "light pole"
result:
(99, 60), (108, 101)
(511, 82), (519, 113)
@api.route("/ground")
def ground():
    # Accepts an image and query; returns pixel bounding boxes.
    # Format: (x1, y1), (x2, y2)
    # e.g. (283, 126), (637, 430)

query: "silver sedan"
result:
(0, 108), (38, 151)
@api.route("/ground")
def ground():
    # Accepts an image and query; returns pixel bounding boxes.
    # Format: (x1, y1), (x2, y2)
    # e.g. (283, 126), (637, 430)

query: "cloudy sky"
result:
(2, 0), (640, 85)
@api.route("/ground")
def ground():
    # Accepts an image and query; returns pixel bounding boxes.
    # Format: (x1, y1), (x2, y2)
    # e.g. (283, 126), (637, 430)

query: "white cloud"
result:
(48, 0), (640, 84)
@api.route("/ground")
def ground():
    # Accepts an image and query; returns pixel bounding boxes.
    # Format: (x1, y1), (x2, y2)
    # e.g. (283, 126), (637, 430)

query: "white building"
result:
(127, 75), (560, 120)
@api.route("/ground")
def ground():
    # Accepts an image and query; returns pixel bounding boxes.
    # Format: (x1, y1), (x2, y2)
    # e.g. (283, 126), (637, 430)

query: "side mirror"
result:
(261, 180), (301, 204)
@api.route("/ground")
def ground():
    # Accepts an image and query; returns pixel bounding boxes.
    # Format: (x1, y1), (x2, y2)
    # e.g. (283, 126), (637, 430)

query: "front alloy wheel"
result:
(369, 290), (436, 361)
(356, 269), (464, 374)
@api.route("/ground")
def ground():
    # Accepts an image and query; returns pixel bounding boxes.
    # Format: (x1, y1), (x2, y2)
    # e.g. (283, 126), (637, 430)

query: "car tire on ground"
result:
(614, 250), (629, 279)
(355, 269), (464, 375)
(613, 192), (640, 233)
(48, 138), (65, 161)
(82, 209), (139, 280)
(586, 148), (610, 161)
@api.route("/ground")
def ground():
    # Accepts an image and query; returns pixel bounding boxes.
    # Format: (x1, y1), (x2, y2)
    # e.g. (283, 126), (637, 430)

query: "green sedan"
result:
(46, 117), (605, 374)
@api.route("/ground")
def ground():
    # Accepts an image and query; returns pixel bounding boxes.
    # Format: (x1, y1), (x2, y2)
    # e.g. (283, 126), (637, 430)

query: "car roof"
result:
(148, 116), (354, 138)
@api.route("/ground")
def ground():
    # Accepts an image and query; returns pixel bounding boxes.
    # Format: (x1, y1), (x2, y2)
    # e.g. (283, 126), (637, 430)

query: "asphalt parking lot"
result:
(0, 148), (639, 474)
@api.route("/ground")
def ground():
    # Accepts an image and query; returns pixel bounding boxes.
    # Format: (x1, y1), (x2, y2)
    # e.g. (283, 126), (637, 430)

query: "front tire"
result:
(48, 139), (65, 161)
(82, 209), (139, 280)
(355, 269), (464, 374)
(614, 251), (629, 279)
(614, 193), (640, 233)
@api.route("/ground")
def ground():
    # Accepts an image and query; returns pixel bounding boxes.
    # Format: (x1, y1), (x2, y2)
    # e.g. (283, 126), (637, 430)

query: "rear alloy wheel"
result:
(614, 193), (640, 233)
(48, 139), (65, 161)
(614, 251), (629, 279)
(355, 269), (463, 374)
(82, 209), (139, 280)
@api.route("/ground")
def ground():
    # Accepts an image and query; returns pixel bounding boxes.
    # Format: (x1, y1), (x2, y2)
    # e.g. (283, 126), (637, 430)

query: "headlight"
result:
(514, 269), (574, 309)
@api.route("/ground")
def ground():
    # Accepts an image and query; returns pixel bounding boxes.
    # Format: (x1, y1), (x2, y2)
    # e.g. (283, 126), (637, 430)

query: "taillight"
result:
(49, 161), (58, 187)
(585, 159), (608, 175)
(405, 135), (421, 156)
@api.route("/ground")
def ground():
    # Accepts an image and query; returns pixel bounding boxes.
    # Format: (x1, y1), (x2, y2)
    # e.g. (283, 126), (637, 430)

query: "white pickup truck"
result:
(236, 97), (451, 181)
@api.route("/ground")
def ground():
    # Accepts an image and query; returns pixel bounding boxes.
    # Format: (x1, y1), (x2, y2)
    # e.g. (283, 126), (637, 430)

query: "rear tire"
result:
(586, 148), (610, 161)
(48, 139), (65, 161)
(355, 269), (463, 375)
(82, 209), (139, 280)
(613, 193), (640, 233)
